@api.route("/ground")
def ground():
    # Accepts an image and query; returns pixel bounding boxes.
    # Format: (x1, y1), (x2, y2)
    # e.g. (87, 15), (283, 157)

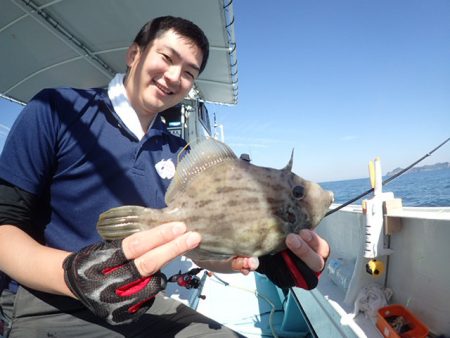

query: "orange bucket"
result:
(376, 304), (429, 338)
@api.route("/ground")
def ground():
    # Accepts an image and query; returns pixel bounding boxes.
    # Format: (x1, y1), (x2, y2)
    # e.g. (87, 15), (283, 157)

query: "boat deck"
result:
(165, 205), (450, 337)
(188, 269), (385, 337)
(195, 271), (311, 338)
(293, 271), (383, 337)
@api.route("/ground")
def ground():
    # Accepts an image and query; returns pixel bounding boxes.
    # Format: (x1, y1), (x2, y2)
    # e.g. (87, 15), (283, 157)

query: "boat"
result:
(181, 158), (450, 337)
(1, 1), (449, 337)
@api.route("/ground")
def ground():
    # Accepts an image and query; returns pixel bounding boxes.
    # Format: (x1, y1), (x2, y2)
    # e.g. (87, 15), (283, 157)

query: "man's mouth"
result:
(155, 81), (174, 95)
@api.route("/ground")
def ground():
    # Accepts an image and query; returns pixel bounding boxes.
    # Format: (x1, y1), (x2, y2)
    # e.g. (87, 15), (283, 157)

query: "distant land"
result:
(386, 162), (450, 177)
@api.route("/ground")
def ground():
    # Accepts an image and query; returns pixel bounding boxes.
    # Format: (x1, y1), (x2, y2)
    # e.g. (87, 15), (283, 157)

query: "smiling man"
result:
(0, 15), (329, 338)
(124, 22), (205, 132)
(0, 16), (237, 337)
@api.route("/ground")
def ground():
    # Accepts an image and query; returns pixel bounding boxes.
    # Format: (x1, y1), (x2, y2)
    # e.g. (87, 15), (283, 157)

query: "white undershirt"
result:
(107, 73), (154, 141)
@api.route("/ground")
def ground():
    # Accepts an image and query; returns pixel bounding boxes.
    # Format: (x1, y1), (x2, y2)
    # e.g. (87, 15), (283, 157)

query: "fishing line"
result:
(325, 137), (450, 217)
(210, 273), (281, 338)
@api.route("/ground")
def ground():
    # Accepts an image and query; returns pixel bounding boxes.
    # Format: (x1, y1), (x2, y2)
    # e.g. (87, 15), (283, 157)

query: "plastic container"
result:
(376, 304), (429, 338)
(327, 258), (354, 291)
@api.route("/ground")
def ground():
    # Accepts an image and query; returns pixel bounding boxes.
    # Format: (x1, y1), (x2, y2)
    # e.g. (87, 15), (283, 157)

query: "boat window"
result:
(160, 105), (183, 138)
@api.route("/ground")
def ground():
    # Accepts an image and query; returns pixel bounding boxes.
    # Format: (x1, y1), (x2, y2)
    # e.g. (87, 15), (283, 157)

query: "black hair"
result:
(133, 16), (209, 74)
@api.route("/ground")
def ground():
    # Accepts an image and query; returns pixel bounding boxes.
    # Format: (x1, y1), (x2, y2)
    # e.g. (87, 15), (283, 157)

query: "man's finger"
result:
(133, 231), (201, 276)
(231, 257), (259, 272)
(285, 233), (325, 272)
(122, 222), (187, 260)
(299, 229), (330, 259)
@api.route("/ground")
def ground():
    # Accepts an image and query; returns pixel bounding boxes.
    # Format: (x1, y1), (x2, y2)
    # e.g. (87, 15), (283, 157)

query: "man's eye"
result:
(161, 53), (172, 63)
(184, 71), (195, 80)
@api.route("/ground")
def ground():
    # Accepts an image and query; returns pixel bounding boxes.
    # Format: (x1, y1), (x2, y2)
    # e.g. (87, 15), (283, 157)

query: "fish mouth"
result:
(329, 191), (335, 203)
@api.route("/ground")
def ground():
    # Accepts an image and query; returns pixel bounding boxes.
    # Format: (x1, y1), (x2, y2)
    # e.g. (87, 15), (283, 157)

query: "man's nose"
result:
(165, 66), (182, 85)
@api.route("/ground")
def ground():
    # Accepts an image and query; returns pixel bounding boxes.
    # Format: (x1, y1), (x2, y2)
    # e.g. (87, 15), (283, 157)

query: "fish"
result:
(96, 138), (334, 261)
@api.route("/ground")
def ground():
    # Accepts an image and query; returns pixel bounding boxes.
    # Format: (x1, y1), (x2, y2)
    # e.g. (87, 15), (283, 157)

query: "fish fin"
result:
(96, 205), (165, 240)
(283, 149), (294, 172)
(186, 248), (232, 261)
(166, 137), (237, 204)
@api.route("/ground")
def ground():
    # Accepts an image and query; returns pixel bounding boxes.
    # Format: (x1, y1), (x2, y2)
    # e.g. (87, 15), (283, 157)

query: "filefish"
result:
(97, 138), (334, 261)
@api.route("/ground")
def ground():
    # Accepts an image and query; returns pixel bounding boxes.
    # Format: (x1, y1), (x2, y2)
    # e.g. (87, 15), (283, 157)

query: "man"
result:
(0, 16), (329, 337)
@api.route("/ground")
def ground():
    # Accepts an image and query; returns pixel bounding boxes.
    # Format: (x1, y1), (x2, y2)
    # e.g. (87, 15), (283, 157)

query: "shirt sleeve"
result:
(0, 179), (46, 243)
(0, 89), (58, 242)
(0, 89), (58, 196)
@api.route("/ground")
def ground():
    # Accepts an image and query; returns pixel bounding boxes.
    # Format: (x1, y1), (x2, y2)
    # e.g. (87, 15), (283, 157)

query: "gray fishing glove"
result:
(63, 240), (166, 325)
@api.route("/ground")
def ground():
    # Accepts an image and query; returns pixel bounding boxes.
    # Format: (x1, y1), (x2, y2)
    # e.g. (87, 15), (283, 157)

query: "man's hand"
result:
(121, 222), (201, 276)
(256, 229), (330, 289)
(197, 229), (329, 285)
(285, 229), (330, 273)
(63, 222), (201, 325)
(194, 256), (259, 275)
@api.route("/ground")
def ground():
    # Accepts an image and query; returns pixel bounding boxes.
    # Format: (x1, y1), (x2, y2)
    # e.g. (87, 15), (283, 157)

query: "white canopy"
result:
(0, 0), (238, 104)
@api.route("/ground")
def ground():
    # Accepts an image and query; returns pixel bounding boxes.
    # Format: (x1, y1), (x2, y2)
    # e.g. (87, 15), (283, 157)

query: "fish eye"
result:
(292, 185), (305, 200)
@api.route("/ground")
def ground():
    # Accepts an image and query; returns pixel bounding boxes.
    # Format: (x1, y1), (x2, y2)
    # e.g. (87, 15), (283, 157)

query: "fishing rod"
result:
(325, 137), (450, 217)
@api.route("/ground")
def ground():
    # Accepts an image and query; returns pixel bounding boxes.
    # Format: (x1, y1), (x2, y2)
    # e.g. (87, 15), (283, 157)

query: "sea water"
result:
(320, 168), (450, 207)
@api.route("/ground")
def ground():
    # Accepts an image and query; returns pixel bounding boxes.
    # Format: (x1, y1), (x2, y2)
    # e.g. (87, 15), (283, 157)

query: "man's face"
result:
(125, 29), (203, 117)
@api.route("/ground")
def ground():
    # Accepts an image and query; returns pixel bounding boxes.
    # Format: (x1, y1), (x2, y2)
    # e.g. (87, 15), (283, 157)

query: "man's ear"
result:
(126, 43), (141, 68)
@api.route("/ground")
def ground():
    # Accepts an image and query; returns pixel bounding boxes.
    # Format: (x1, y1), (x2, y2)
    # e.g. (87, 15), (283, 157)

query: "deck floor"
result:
(195, 272), (285, 337)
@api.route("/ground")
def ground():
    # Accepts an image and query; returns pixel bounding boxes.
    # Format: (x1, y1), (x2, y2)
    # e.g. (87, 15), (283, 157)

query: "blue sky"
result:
(0, 99), (21, 149)
(212, 0), (450, 182)
(1, 0), (449, 183)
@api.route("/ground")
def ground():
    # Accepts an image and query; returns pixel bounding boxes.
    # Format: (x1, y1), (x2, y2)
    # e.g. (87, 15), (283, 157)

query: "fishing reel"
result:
(168, 268), (203, 289)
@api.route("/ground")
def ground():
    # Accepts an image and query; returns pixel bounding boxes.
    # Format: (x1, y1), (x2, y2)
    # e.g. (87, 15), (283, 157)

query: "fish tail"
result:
(96, 205), (166, 240)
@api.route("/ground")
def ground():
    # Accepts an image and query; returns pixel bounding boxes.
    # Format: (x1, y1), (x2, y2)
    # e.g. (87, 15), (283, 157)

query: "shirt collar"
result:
(107, 73), (155, 141)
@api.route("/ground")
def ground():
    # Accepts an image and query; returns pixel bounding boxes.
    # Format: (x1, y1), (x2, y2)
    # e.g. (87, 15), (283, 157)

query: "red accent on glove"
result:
(280, 250), (323, 289)
(116, 276), (153, 297)
(127, 296), (156, 314)
(281, 250), (309, 289)
(102, 264), (124, 275)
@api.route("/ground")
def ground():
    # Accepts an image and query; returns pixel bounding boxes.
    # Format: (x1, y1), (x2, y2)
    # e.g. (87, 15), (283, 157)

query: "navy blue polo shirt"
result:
(0, 88), (186, 252)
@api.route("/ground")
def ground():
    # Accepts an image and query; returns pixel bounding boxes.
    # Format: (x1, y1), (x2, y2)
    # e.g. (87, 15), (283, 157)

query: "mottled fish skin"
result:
(97, 139), (334, 261)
